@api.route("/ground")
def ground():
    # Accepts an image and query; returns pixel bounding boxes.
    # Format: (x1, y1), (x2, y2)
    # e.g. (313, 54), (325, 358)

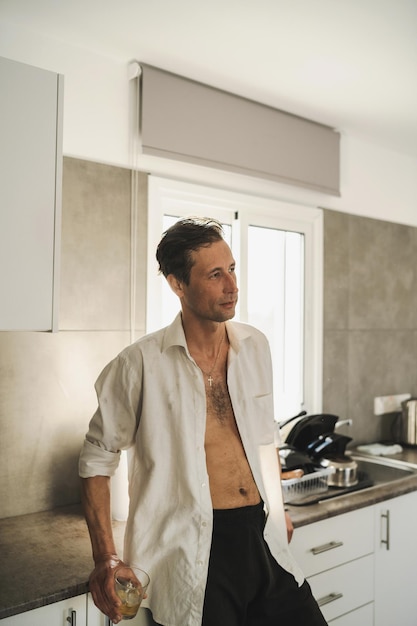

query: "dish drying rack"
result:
(281, 467), (335, 504)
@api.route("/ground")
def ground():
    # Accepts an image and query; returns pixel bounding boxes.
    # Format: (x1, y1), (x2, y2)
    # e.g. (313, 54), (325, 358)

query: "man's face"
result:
(179, 239), (239, 323)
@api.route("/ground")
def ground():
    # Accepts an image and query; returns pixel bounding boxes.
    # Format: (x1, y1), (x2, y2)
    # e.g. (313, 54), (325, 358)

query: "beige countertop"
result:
(2, 447), (417, 620)
(0, 505), (125, 620)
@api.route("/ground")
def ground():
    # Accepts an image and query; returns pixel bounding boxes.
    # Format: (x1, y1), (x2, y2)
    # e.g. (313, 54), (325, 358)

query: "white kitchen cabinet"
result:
(308, 554), (373, 623)
(290, 507), (374, 624)
(2, 592), (156, 626)
(87, 594), (158, 626)
(290, 506), (374, 577)
(374, 491), (417, 626)
(328, 603), (374, 625)
(0, 56), (63, 331)
(1, 595), (86, 626)
(86, 594), (105, 626)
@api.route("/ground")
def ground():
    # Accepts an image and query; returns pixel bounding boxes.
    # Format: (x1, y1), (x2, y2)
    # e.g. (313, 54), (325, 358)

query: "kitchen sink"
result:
(285, 454), (417, 506)
(350, 454), (417, 485)
(315, 454), (417, 504)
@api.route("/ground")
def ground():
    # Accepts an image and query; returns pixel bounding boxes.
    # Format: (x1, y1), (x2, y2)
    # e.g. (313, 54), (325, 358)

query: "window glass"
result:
(247, 226), (304, 418)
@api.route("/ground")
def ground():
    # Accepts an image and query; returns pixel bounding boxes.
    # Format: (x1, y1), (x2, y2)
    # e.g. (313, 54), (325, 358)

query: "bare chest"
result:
(203, 374), (261, 508)
(205, 376), (234, 422)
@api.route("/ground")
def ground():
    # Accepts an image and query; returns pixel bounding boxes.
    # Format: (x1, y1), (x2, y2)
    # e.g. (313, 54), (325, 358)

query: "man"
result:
(79, 217), (327, 626)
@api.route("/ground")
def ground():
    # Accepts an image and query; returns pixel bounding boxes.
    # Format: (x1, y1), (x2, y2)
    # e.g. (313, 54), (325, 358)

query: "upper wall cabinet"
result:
(0, 56), (63, 331)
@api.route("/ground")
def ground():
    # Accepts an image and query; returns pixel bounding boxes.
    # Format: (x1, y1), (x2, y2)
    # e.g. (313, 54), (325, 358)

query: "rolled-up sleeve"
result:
(79, 351), (143, 478)
(79, 438), (120, 478)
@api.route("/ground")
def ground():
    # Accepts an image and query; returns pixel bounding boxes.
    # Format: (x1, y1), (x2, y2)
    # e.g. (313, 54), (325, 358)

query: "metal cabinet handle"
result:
(381, 510), (390, 550)
(311, 540), (343, 555)
(66, 609), (76, 626)
(105, 618), (113, 626)
(317, 592), (343, 607)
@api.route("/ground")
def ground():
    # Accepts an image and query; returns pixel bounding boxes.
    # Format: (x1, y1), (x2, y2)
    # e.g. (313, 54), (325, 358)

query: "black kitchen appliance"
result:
(280, 412), (373, 500)
(287, 417), (358, 487)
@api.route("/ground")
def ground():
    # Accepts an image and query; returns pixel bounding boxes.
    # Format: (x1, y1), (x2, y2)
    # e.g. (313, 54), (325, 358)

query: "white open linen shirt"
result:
(79, 313), (304, 626)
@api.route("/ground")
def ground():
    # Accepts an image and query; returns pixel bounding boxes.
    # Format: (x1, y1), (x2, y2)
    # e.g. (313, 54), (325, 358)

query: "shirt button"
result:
(197, 560), (203, 566)
(202, 521), (207, 527)
(201, 482), (206, 488)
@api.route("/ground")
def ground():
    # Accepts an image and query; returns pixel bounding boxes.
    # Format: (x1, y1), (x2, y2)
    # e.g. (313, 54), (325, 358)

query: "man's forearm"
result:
(81, 475), (118, 563)
(81, 476), (125, 623)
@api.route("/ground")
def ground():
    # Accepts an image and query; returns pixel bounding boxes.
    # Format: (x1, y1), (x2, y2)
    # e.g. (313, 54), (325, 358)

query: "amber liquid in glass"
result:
(116, 584), (141, 619)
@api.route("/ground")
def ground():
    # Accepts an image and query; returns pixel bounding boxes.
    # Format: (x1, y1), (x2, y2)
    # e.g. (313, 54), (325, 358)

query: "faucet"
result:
(335, 419), (353, 430)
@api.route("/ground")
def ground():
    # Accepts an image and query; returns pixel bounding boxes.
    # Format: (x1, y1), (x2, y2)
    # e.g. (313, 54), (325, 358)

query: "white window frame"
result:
(147, 176), (323, 416)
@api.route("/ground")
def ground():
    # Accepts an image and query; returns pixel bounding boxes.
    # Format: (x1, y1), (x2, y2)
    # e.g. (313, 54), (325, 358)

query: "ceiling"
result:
(1, 0), (417, 158)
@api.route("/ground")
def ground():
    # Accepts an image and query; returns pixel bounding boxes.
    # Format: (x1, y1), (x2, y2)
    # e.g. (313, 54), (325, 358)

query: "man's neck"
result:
(181, 314), (227, 354)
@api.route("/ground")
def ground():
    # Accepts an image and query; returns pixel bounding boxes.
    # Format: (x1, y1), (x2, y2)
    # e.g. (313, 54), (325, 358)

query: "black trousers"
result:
(202, 502), (328, 626)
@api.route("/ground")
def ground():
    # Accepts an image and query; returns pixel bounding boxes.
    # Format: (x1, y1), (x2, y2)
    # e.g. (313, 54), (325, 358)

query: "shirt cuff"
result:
(79, 438), (121, 478)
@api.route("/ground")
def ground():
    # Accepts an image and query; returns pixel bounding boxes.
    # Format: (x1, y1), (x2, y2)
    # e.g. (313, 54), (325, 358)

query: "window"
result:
(247, 224), (304, 418)
(147, 177), (323, 420)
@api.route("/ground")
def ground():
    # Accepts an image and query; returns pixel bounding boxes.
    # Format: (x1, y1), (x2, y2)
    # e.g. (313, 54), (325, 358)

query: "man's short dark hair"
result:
(156, 217), (224, 284)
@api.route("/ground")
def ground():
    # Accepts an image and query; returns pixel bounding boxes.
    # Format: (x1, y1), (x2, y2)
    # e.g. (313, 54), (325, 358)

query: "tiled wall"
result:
(1, 159), (416, 519)
(0, 158), (147, 519)
(323, 209), (417, 445)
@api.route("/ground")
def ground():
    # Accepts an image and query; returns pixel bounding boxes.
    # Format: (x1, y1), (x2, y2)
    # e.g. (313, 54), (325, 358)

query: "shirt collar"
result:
(161, 312), (188, 353)
(161, 312), (252, 355)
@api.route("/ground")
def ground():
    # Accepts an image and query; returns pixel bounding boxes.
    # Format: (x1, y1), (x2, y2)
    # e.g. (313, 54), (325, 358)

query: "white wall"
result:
(335, 134), (417, 227)
(1, 19), (416, 226)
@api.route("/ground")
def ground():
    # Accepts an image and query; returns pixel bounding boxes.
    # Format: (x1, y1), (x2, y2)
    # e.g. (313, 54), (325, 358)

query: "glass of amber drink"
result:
(114, 565), (150, 620)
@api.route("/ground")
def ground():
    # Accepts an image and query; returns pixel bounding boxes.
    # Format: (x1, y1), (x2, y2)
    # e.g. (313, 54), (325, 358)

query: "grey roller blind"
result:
(139, 64), (340, 196)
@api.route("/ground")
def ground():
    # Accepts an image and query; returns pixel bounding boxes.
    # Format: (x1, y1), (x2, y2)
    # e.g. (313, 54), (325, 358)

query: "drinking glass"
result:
(114, 565), (150, 620)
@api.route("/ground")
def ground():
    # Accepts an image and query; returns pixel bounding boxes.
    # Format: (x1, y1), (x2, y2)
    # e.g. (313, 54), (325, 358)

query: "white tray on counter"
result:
(281, 467), (335, 504)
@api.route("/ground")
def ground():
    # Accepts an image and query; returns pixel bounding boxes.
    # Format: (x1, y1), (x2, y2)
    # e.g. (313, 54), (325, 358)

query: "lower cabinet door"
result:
(1, 595), (86, 626)
(328, 603), (373, 625)
(374, 492), (417, 626)
(290, 507), (374, 578)
(307, 554), (373, 623)
(87, 595), (158, 626)
(87, 593), (106, 626)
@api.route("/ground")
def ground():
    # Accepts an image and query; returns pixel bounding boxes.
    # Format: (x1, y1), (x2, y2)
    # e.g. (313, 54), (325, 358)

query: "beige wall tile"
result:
(348, 216), (417, 330)
(323, 208), (417, 446)
(61, 157), (148, 334)
(323, 210), (349, 330)
(348, 330), (417, 443)
(323, 330), (349, 420)
(0, 330), (132, 518)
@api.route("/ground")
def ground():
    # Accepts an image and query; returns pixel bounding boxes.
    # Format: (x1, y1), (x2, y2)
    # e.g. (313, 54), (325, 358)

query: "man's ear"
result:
(166, 274), (184, 298)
